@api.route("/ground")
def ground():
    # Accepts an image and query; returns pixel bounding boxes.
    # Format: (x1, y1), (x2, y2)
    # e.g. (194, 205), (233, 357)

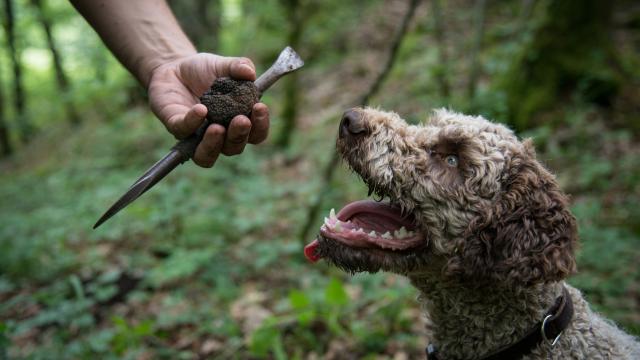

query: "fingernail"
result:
(240, 64), (253, 73)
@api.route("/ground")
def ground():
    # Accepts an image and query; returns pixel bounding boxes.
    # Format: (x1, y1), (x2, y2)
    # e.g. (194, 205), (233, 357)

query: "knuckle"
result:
(206, 125), (225, 137)
(166, 123), (185, 139)
(254, 119), (269, 133)
(223, 147), (244, 156)
(248, 126), (269, 144)
(229, 135), (249, 145)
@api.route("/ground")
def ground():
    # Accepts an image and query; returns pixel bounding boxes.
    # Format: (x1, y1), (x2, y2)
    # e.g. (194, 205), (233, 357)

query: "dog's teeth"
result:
(357, 228), (365, 233)
(368, 231), (377, 237)
(330, 208), (337, 220)
(381, 231), (392, 239)
(334, 221), (342, 232)
(406, 230), (415, 236)
(324, 217), (330, 226)
(398, 226), (407, 238)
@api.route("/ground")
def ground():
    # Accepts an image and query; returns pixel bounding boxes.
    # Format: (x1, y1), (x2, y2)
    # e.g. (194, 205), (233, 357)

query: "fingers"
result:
(192, 113), (254, 167)
(182, 103), (270, 168)
(230, 58), (257, 80)
(215, 56), (257, 81)
(193, 124), (225, 168)
(222, 115), (252, 156)
(220, 103), (270, 155)
(248, 103), (269, 144)
(165, 104), (208, 138)
(169, 103), (270, 169)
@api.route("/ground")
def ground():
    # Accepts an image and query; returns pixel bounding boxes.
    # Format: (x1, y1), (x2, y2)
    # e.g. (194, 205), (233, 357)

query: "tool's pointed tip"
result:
(92, 149), (185, 230)
(93, 216), (108, 229)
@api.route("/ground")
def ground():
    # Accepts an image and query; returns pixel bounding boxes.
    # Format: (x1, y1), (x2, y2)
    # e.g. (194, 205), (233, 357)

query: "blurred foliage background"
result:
(0, 0), (638, 358)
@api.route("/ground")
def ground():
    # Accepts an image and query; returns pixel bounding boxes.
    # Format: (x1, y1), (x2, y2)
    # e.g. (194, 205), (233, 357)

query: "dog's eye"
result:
(445, 155), (459, 167)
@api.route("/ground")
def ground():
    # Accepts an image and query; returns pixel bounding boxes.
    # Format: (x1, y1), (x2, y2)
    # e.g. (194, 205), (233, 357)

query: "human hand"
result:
(148, 54), (269, 167)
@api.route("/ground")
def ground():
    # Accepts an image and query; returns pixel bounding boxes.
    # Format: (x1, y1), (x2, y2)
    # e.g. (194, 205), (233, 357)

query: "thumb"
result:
(214, 56), (257, 81)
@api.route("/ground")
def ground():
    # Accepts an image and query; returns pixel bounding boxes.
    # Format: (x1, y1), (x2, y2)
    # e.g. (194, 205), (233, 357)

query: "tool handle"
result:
(171, 122), (210, 162)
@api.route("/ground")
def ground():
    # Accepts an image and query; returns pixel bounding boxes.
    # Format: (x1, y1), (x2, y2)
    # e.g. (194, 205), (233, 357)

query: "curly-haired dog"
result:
(304, 108), (640, 359)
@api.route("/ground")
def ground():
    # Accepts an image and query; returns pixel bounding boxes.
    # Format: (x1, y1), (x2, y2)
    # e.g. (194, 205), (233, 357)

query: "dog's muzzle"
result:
(340, 108), (367, 139)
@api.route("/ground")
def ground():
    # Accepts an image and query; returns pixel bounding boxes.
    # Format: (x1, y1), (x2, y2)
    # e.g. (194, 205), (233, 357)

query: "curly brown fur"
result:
(313, 107), (640, 359)
(446, 140), (578, 286)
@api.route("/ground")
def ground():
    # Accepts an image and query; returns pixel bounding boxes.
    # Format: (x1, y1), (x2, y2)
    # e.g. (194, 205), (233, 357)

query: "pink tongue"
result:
(304, 239), (322, 263)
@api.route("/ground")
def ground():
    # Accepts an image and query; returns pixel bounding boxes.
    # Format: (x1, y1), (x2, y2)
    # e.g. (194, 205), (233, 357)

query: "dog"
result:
(304, 107), (640, 359)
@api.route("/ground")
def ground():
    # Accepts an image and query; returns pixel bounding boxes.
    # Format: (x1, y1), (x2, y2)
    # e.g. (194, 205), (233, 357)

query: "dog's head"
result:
(304, 107), (577, 286)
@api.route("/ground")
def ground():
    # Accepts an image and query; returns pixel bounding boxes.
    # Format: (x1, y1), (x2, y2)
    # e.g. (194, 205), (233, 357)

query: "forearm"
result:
(70, 0), (196, 87)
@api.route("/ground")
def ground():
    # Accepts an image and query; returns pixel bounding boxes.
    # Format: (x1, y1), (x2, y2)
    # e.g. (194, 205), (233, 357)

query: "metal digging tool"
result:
(94, 47), (304, 229)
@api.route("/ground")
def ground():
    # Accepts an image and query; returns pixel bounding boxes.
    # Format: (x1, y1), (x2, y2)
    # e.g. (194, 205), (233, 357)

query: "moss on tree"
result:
(498, 0), (622, 131)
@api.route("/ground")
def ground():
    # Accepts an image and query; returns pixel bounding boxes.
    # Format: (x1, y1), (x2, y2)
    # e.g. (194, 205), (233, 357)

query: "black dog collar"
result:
(426, 286), (574, 360)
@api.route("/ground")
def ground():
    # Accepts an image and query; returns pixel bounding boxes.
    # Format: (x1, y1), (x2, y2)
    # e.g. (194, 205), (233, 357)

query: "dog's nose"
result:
(340, 109), (366, 138)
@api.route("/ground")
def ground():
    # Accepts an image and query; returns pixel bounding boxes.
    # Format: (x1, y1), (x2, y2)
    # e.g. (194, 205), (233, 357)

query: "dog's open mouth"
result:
(304, 200), (423, 262)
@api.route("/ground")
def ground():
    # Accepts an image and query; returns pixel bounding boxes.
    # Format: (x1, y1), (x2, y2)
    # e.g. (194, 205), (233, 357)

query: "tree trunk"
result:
(2, 0), (33, 143)
(31, 0), (81, 126)
(168, 0), (221, 52)
(431, 0), (450, 99)
(275, 0), (302, 149)
(0, 56), (12, 156)
(197, 0), (220, 52)
(298, 0), (421, 244)
(498, 0), (619, 131)
(466, 0), (487, 100)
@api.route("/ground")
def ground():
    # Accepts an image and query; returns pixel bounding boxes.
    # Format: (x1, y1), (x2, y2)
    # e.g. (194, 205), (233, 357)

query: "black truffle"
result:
(199, 78), (259, 128)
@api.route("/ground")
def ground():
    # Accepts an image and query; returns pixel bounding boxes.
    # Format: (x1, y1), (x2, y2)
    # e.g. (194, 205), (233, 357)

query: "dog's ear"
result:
(447, 140), (578, 285)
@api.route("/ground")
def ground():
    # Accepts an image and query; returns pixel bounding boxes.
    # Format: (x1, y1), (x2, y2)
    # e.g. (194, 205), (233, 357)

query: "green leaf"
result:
(133, 320), (153, 337)
(296, 309), (315, 326)
(249, 318), (280, 358)
(272, 332), (287, 360)
(324, 278), (348, 306)
(288, 290), (310, 310)
(69, 274), (85, 300)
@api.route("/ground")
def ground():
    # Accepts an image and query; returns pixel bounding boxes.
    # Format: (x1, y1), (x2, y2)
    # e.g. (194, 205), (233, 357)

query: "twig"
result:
(431, 0), (450, 99)
(466, 0), (487, 99)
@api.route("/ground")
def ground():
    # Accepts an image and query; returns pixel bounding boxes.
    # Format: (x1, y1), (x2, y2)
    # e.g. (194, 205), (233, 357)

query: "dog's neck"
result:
(409, 275), (564, 360)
